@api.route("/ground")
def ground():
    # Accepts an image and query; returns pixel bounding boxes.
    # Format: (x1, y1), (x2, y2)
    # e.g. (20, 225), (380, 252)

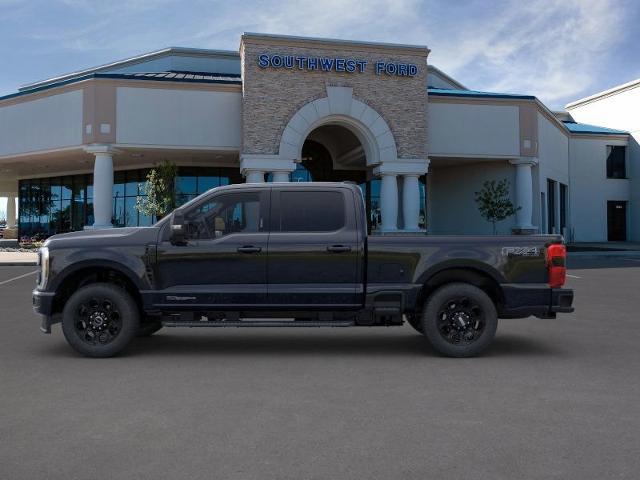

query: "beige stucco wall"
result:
(240, 35), (429, 160)
(0, 89), (83, 157)
(427, 102), (520, 157)
(429, 161), (517, 235)
(569, 136), (629, 242)
(116, 86), (242, 148)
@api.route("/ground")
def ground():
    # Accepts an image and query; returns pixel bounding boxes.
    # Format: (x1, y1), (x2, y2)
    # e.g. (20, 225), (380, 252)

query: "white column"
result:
(380, 173), (399, 232)
(402, 174), (421, 231)
(241, 155), (295, 184)
(85, 145), (117, 229)
(243, 169), (264, 231)
(375, 159), (429, 233)
(244, 170), (265, 183)
(6, 195), (16, 229)
(509, 157), (538, 232)
(271, 171), (290, 182)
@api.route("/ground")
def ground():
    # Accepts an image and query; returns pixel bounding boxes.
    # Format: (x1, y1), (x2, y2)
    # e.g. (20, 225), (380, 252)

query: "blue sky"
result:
(1, 0), (639, 217)
(1, 0), (639, 108)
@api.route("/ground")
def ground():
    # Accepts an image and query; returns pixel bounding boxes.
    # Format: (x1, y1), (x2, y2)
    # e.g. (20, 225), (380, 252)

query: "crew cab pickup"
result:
(33, 182), (574, 358)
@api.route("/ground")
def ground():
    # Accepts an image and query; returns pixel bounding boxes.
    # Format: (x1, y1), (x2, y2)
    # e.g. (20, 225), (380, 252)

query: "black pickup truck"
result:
(33, 182), (573, 358)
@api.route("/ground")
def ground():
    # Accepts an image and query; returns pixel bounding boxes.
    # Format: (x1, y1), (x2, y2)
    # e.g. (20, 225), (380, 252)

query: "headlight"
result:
(38, 247), (49, 288)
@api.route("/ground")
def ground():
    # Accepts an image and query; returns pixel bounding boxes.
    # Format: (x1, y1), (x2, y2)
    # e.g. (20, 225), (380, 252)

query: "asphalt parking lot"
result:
(1, 257), (639, 480)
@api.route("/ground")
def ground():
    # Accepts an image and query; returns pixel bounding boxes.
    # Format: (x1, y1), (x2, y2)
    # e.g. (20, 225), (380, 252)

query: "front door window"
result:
(185, 192), (262, 240)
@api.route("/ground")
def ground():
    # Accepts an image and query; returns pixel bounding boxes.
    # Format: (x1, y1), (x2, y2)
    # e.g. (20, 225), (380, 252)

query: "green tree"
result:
(474, 179), (520, 235)
(135, 160), (178, 220)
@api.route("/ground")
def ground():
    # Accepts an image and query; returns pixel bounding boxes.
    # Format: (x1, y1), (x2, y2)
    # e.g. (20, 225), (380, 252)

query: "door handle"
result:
(327, 245), (352, 253)
(237, 246), (262, 253)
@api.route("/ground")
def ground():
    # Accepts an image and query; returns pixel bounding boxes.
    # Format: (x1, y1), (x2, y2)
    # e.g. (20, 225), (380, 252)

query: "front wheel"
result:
(61, 283), (140, 358)
(422, 283), (497, 357)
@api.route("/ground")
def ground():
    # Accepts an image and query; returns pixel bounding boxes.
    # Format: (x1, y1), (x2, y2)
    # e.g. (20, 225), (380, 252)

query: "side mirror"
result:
(170, 210), (186, 245)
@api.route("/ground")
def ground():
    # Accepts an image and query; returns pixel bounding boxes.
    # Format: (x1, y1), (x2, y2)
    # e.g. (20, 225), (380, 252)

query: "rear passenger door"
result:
(267, 188), (361, 308)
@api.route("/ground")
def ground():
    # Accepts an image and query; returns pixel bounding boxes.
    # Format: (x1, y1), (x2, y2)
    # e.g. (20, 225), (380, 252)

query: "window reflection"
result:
(18, 167), (241, 238)
(16, 165), (423, 238)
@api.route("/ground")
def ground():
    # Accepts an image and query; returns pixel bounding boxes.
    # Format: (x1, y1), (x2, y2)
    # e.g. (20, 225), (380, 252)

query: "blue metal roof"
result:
(428, 87), (535, 100)
(0, 71), (242, 102)
(119, 71), (241, 82)
(562, 121), (628, 135)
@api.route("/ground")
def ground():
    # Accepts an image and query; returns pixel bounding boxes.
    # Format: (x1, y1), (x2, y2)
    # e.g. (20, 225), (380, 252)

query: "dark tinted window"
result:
(547, 179), (556, 234)
(280, 191), (344, 232)
(560, 183), (568, 230)
(607, 146), (626, 179)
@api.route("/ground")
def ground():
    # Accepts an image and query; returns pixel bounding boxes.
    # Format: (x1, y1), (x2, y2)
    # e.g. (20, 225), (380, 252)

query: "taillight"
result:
(546, 243), (567, 288)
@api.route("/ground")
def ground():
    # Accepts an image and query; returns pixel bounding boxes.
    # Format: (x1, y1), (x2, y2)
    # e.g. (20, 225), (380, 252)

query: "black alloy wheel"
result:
(62, 283), (139, 358)
(422, 283), (498, 357)
(436, 295), (486, 346)
(74, 296), (122, 346)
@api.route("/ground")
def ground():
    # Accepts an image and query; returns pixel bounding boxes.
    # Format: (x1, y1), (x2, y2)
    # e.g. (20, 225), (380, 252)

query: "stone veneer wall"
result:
(240, 36), (429, 160)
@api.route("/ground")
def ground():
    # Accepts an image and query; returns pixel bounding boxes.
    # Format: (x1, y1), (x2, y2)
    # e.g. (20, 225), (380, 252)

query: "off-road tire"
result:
(422, 283), (498, 357)
(61, 283), (139, 358)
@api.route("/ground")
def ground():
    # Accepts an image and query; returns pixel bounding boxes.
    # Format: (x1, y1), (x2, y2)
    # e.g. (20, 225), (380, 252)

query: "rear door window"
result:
(279, 191), (344, 232)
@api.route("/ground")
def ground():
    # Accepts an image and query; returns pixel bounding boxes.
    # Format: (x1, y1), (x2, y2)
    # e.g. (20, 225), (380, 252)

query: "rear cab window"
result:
(278, 190), (345, 232)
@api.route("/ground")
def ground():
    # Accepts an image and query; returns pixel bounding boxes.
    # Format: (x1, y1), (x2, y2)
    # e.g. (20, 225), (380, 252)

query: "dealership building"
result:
(0, 33), (637, 241)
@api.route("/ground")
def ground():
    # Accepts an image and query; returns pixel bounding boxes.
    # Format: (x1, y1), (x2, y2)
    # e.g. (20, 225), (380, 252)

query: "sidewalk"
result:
(568, 242), (640, 251)
(0, 251), (38, 266)
(569, 250), (640, 258)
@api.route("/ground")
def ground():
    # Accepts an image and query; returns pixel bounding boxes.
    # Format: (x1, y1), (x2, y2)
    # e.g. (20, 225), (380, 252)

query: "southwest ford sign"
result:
(257, 54), (418, 77)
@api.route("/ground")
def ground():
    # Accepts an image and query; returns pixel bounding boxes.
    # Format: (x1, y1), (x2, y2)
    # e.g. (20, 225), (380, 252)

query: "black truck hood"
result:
(44, 227), (161, 249)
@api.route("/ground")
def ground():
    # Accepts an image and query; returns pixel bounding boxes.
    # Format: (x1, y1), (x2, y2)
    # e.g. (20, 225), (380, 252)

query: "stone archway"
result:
(241, 85), (429, 232)
(274, 86), (428, 232)
(278, 86), (398, 167)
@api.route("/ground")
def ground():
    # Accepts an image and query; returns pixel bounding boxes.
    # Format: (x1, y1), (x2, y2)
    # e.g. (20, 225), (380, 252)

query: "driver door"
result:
(154, 189), (270, 309)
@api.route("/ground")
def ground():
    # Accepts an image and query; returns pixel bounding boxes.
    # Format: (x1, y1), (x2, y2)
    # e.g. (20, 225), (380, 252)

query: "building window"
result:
(18, 166), (242, 239)
(540, 192), (546, 233)
(606, 146), (626, 179)
(547, 179), (556, 234)
(559, 183), (568, 233)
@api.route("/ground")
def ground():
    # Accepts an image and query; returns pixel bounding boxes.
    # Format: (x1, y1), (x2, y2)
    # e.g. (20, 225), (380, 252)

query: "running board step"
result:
(162, 320), (355, 328)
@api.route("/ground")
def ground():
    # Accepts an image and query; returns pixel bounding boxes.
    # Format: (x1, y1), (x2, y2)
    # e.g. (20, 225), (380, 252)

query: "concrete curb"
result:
(569, 251), (640, 258)
(0, 262), (38, 266)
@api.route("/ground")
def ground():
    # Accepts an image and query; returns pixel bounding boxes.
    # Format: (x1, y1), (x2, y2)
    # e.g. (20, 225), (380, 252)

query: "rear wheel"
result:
(422, 283), (497, 357)
(61, 283), (139, 358)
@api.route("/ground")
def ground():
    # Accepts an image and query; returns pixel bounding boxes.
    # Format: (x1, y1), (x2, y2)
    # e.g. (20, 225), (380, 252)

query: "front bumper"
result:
(33, 289), (57, 333)
(499, 284), (574, 319)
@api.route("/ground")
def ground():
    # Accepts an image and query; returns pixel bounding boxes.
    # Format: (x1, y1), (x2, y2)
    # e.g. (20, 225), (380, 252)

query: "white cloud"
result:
(6, 0), (634, 109)
(424, 0), (630, 107)
(186, 0), (632, 107)
(190, 0), (426, 47)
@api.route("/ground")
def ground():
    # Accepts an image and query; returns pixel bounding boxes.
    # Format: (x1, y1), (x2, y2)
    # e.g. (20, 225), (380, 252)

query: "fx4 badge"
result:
(502, 246), (540, 257)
